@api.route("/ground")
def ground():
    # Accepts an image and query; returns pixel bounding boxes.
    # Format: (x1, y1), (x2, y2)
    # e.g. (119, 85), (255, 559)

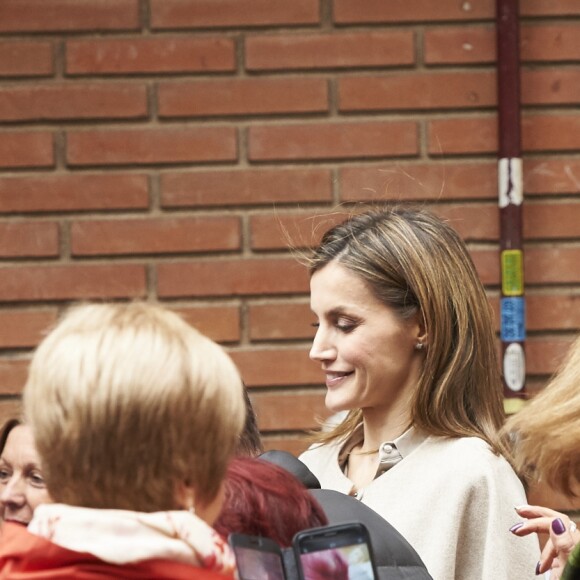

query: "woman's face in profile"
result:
(0, 425), (51, 525)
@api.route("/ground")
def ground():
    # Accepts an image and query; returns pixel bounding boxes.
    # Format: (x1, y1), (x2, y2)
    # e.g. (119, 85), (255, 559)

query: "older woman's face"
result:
(0, 425), (51, 525)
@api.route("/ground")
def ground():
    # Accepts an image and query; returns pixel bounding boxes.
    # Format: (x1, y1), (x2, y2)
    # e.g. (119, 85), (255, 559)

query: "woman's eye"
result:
(336, 319), (357, 332)
(311, 322), (320, 329)
(0, 468), (12, 482)
(29, 471), (46, 488)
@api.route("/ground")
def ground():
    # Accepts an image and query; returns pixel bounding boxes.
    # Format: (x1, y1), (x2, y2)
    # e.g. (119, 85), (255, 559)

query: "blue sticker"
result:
(501, 297), (526, 342)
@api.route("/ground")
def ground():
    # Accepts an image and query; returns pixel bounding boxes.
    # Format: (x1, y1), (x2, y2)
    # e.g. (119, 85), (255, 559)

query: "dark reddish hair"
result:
(213, 457), (328, 547)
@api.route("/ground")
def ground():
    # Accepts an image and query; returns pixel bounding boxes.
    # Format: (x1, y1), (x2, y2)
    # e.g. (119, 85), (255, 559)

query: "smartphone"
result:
(293, 523), (377, 580)
(229, 533), (287, 580)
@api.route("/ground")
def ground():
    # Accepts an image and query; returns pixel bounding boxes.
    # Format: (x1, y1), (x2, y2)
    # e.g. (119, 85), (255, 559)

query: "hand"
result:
(510, 505), (579, 578)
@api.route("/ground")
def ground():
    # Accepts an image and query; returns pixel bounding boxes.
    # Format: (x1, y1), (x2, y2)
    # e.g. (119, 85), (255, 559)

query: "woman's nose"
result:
(0, 476), (26, 507)
(309, 327), (336, 362)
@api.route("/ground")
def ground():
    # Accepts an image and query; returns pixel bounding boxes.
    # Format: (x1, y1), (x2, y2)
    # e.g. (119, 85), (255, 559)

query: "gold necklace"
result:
(347, 446), (380, 456)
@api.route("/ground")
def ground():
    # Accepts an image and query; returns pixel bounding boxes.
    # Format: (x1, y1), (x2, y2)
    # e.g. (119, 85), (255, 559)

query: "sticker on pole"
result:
(503, 343), (525, 392)
(501, 297), (525, 342)
(498, 158), (523, 208)
(501, 250), (524, 296)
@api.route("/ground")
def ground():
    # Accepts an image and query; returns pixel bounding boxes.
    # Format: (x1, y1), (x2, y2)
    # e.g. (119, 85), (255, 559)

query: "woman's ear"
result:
(175, 480), (196, 512)
(413, 311), (428, 350)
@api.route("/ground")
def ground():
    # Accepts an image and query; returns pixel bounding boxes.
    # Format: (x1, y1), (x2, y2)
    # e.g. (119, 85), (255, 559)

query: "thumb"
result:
(550, 518), (577, 564)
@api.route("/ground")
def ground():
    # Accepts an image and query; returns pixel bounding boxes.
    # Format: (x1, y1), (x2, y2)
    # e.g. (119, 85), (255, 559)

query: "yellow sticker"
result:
(501, 250), (524, 296)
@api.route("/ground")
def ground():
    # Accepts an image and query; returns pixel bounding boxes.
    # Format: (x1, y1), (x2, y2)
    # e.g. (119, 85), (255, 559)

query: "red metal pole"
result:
(497, 0), (526, 412)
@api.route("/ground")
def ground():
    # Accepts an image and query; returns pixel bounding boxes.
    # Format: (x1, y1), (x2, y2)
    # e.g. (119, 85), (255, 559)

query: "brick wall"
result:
(1, 1), (580, 509)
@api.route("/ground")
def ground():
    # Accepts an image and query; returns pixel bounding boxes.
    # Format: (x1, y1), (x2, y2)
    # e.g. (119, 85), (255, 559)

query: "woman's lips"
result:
(325, 371), (353, 388)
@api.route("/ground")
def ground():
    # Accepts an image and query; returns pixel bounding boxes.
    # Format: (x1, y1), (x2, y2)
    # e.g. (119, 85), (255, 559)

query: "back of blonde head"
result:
(24, 302), (245, 512)
(504, 335), (580, 495)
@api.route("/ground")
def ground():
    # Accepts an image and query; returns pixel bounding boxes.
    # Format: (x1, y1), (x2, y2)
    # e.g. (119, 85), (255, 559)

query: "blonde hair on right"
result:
(24, 301), (245, 512)
(503, 335), (580, 495)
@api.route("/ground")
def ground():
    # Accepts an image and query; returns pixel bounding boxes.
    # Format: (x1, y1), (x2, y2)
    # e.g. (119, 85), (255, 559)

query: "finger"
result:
(509, 516), (555, 536)
(550, 517), (577, 560)
(538, 538), (557, 572)
(515, 505), (563, 519)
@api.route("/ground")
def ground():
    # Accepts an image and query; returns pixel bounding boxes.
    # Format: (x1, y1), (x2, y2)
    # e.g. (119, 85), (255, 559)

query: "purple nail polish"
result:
(509, 522), (524, 533)
(552, 518), (566, 535)
(535, 561), (541, 575)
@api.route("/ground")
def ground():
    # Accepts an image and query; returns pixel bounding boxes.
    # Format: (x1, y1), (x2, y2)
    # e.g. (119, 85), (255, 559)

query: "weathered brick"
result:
(249, 121), (418, 162)
(161, 168), (332, 208)
(526, 337), (574, 375)
(173, 305), (241, 344)
(334, 0), (493, 24)
(71, 216), (241, 256)
(0, 41), (53, 77)
(340, 162), (497, 202)
(158, 78), (328, 118)
(521, 1), (580, 16)
(67, 127), (237, 167)
(339, 71), (496, 112)
(523, 115), (580, 153)
(524, 159), (580, 195)
(261, 436), (309, 456)
(0, 0), (139, 32)
(0, 84), (147, 123)
(522, 70), (580, 106)
(527, 247), (580, 285)
(246, 30), (414, 70)
(249, 301), (314, 341)
(250, 211), (345, 250)
(66, 37), (235, 75)
(157, 258), (309, 298)
(229, 348), (320, 387)
(0, 360), (29, 395)
(150, 0), (319, 29)
(0, 309), (58, 349)
(0, 265), (146, 303)
(250, 391), (327, 430)
(431, 204), (498, 241)
(522, 24), (580, 61)
(0, 400), (23, 423)
(525, 202), (580, 239)
(0, 174), (149, 214)
(526, 294), (580, 331)
(0, 222), (59, 258)
(0, 132), (54, 169)
(424, 26), (495, 65)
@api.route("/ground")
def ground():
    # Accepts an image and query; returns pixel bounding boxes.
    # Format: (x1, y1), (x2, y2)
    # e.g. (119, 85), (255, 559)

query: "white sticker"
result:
(498, 158), (523, 208)
(503, 342), (525, 392)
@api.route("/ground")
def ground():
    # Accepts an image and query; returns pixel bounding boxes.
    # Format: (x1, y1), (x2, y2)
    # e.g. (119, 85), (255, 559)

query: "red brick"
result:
(525, 203), (580, 239)
(0, 0), (139, 32)
(0, 174), (148, 213)
(0, 84), (147, 123)
(0, 309), (58, 348)
(157, 258), (309, 298)
(334, 0), (493, 24)
(527, 247), (580, 285)
(249, 302), (314, 341)
(522, 25), (580, 62)
(0, 132), (54, 169)
(0, 400), (23, 423)
(249, 121), (418, 162)
(522, 70), (580, 106)
(173, 305), (240, 343)
(521, 1), (580, 16)
(430, 204), (498, 241)
(340, 162), (497, 202)
(158, 78), (328, 118)
(0, 41), (53, 77)
(523, 115), (580, 153)
(71, 216), (241, 256)
(524, 159), (580, 195)
(0, 265), (146, 303)
(66, 37), (235, 75)
(0, 222), (59, 258)
(424, 26), (495, 65)
(150, 0), (319, 29)
(67, 127), (237, 167)
(470, 249), (498, 286)
(261, 436), (309, 456)
(428, 117), (496, 155)
(246, 30), (414, 71)
(339, 72), (496, 112)
(229, 348), (320, 387)
(250, 211), (346, 250)
(526, 294), (580, 332)
(161, 168), (332, 208)
(250, 391), (327, 430)
(0, 360), (28, 395)
(526, 337), (574, 375)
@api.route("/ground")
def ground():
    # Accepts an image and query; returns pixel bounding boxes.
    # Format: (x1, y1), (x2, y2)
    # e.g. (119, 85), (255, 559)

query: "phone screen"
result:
(295, 525), (376, 580)
(230, 538), (286, 580)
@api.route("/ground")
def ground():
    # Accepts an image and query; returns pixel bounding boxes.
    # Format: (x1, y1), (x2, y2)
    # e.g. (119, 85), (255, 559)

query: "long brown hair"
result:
(308, 206), (507, 456)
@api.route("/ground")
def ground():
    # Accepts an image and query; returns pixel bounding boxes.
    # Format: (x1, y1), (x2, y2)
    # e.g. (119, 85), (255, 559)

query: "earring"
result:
(415, 342), (425, 351)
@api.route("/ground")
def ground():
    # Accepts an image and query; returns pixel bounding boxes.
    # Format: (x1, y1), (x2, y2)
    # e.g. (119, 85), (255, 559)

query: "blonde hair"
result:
(24, 302), (245, 511)
(308, 206), (507, 456)
(503, 335), (580, 495)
